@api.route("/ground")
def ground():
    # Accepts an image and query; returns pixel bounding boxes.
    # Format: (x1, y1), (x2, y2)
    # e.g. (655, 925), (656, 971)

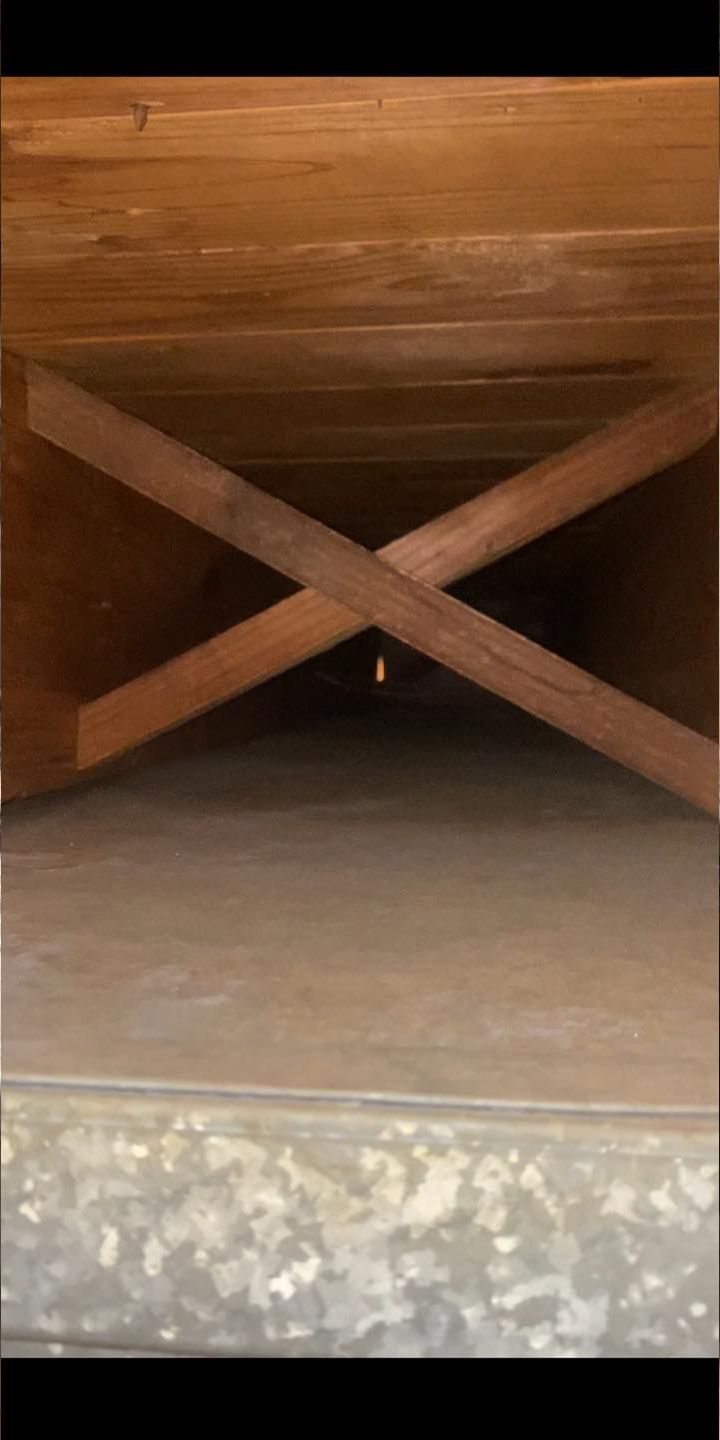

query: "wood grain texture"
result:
(5, 231), (716, 341)
(23, 362), (716, 809)
(4, 77), (718, 808)
(91, 374), (685, 476)
(136, 421), (588, 468)
(4, 81), (716, 265)
(9, 377), (592, 469)
(103, 374), (685, 431)
(4, 76), (715, 531)
(0, 356), (306, 800)
(17, 317), (717, 400)
(3, 76), (609, 124)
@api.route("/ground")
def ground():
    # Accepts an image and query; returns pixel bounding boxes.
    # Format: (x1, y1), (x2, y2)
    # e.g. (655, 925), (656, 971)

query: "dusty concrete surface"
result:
(3, 708), (717, 1110)
(2, 707), (718, 1356)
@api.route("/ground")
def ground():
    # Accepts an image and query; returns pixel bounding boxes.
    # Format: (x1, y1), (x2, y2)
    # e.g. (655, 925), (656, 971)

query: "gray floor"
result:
(3, 706), (718, 1111)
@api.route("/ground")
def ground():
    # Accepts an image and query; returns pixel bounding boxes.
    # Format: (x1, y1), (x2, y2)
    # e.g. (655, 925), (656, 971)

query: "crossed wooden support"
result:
(24, 361), (718, 812)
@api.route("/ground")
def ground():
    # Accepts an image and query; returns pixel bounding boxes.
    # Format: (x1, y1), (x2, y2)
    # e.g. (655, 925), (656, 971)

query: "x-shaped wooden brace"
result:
(24, 361), (718, 812)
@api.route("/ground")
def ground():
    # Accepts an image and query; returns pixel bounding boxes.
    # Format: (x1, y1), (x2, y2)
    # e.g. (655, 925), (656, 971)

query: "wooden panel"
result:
(106, 373), (684, 427)
(149, 421), (588, 468)
(4, 77), (715, 518)
(578, 441), (719, 740)
(3, 76), (603, 124)
(5, 230), (716, 341)
(56, 368), (702, 469)
(0, 358), (303, 800)
(3, 82), (716, 269)
(24, 363), (717, 808)
(12, 317), (718, 397)
(89, 374), (684, 472)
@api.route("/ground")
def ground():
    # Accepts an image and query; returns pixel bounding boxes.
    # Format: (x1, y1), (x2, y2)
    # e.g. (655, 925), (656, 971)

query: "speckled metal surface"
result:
(2, 1086), (717, 1358)
(1, 1340), (178, 1358)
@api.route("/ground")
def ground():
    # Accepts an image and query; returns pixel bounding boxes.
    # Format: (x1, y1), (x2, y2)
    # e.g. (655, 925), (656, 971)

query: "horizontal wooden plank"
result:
(87, 375), (682, 468)
(161, 421), (587, 467)
(4, 230), (715, 343)
(103, 374), (681, 442)
(24, 361), (717, 810)
(239, 456), (525, 491)
(11, 317), (718, 396)
(3, 82), (716, 261)
(3, 76), (616, 124)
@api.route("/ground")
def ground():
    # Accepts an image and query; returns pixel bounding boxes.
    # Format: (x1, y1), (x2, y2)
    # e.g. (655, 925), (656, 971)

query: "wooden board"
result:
(16, 318), (717, 401)
(578, 441), (719, 740)
(2, 76), (617, 123)
(82, 373), (691, 483)
(4, 81), (716, 262)
(121, 421), (590, 469)
(5, 230), (716, 341)
(4, 76), (716, 470)
(103, 374), (690, 433)
(4, 75), (716, 528)
(0, 359), (307, 800)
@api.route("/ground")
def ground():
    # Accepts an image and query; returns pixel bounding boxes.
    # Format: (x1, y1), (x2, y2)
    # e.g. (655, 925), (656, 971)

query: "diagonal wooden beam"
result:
(33, 370), (718, 776)
(25, 362), (717, 811)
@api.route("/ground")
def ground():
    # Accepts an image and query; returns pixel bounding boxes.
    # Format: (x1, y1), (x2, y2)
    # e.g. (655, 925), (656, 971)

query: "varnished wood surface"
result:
(0, 76), (632, 123)
(1, 358), (303, 800)
(2, 77), (718, 799)
(4, 80), (716, 258)
(6, 231), (716, 340)
(2, 76), (717, 475)
(21, 318), (716, 396)
(33, 365), (698, 472)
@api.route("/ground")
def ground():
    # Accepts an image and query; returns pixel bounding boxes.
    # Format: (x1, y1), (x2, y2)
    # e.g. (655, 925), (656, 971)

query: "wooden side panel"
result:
(0, 358), (310, 800)
(577, 440), (719, 740)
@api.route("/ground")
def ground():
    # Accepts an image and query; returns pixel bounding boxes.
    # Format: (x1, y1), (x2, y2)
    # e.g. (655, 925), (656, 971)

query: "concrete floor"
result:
(3, 703), (717, 1111)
